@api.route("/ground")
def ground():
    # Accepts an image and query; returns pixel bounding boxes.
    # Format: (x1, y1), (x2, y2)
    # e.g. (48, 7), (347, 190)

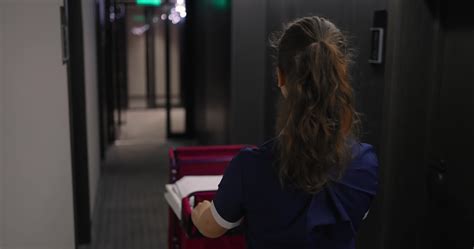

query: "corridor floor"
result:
(89, 141), (194, 249)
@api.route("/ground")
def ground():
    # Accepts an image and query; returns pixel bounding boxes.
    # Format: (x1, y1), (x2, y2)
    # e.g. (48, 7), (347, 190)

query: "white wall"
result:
(0, 5), (5, 248)
(154, 17), (166, 104)
(82, 0), (101, 217)
(127, 6), (147, 102)
(0, 1), (75, 249)
(170, 24), (181, 104)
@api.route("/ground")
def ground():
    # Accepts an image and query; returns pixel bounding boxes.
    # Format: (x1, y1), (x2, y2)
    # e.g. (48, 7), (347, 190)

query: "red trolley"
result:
(167, 145), (250, 249)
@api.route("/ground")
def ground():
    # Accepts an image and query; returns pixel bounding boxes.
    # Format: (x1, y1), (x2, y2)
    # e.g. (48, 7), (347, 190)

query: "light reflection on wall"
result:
(131, 24), (150, 35)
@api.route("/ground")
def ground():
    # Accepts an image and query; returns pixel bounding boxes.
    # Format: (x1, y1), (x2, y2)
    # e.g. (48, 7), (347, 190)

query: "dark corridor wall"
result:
(185, 0), (231, 145)
(380, 0), (442, 247)
(229, 0), (267, 145)
(381, 0), (474, 248)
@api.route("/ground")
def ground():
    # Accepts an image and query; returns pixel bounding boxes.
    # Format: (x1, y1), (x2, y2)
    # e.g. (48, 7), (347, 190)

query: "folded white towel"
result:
(164, 175), (223, 220)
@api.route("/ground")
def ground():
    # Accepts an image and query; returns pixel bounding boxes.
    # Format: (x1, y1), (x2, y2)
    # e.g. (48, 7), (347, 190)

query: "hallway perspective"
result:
(1, 0), (473, 249)
(88, 141), (193, 249)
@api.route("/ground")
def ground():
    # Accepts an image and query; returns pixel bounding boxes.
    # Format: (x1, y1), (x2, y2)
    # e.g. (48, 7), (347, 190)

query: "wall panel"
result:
(153, 15), (166, 104)
(381, 0), (442, 248)
(229, 0), (268, 145)
(0, 2), (75, 249)
(127, 6), (147, 104)
(188, 0), (231, 145)
(0, 5), (5, 248)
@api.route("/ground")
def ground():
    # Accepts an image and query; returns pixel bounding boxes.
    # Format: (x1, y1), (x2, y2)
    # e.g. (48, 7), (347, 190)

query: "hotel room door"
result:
(426, 2), (474, 248)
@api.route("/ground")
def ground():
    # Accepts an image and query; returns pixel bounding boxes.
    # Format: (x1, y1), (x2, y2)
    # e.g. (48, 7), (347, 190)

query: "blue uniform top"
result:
(211, 138), (379, 249)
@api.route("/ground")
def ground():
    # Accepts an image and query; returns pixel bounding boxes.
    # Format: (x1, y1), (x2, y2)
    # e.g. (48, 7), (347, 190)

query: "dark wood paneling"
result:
(229, 0), (268, 145)
(425, 2), (474, 248)
(381, 0), (442, 248)
(382, 1), (474, 248)
(186, 0), (231, 144)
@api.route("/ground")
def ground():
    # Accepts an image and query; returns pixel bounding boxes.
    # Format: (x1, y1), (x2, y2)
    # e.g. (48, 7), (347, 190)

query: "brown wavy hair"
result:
(271, 16), (360, 194)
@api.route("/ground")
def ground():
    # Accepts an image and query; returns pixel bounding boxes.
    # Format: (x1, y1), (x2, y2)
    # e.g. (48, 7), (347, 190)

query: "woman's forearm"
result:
(191, 200), (227, 238)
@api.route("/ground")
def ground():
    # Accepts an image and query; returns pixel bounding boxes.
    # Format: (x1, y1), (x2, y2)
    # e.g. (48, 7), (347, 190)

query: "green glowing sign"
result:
(136, 0), (162, 6)
(212, 0), (229, 9)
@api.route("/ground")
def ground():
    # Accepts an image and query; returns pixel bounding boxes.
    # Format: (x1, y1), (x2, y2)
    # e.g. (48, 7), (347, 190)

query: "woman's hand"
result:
(191, 200), (227, 238)
(191, 200), (211, 225)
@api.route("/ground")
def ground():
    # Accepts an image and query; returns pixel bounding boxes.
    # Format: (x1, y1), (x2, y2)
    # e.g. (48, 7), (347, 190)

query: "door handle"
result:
(428, 159), (448, 184)
(429, 159), (447, 173)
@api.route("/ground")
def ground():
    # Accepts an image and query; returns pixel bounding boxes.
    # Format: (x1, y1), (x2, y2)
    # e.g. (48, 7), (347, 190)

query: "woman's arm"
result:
(191, 200), (228, 238)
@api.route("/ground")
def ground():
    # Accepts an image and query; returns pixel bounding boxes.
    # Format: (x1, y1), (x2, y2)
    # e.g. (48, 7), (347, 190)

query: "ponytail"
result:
(272, 16), (359, 193)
